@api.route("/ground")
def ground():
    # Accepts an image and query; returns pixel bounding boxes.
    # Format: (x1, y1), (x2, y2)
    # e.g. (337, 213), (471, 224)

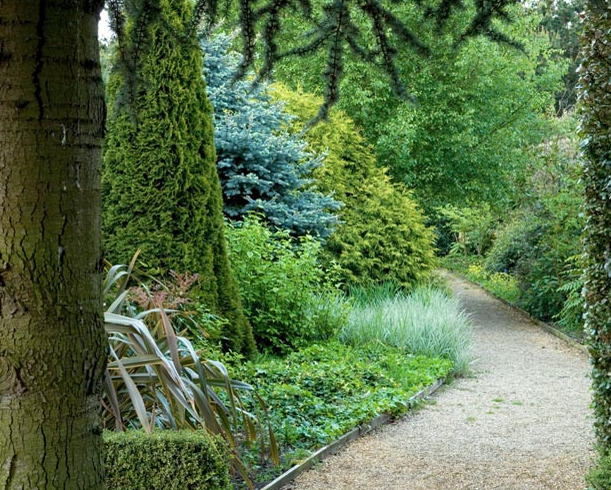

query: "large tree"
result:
(579, 1), (611, 451)
(0, 1), (107, 487)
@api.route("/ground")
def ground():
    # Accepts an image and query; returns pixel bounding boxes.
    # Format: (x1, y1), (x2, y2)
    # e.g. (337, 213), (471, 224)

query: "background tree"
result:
(202, 33), (340, 239)
(274, 4), (564, 214)
(579, 2), (611, 451)
(535, 0), (585, 114)
(103, 0), (254, 355)
(0, 1), (107, 487)
(275, 85), (436, 288)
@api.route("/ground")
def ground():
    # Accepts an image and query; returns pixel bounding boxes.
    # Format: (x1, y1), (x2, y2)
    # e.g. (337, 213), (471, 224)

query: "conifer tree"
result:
(275, 85), (436, 287)
(202, 33), (340, 239)
(103, 0), (254, 355)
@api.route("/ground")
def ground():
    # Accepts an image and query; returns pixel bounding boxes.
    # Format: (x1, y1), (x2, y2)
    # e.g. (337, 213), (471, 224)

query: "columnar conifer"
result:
(103, 0), (254, 355)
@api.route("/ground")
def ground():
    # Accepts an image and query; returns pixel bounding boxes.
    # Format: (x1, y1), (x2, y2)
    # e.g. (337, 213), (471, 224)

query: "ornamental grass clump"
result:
(342, 285), (472, 374)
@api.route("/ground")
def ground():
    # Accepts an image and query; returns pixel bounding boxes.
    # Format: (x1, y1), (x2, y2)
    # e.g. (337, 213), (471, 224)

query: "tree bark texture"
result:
(580, 2), (611, 449)
(0, 1), (107, 488)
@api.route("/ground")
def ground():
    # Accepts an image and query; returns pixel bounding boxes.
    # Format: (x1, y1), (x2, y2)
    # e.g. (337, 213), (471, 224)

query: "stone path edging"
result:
(260, 379), (445, 490)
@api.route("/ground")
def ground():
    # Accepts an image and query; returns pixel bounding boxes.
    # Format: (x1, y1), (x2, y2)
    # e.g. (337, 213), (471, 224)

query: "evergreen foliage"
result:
(104, 430), (230, 490)
(202, 33), (340, 239)
(578, 3), (611, 450)
(102, 0), (254, 355)
(273, 85), (436, 288)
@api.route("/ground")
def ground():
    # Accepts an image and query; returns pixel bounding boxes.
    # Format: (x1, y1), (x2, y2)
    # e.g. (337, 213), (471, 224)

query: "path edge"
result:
(442, 269), (589, 356)
(260, 379), (445, 490)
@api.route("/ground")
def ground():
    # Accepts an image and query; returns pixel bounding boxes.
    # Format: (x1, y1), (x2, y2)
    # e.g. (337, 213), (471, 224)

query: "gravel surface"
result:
(285, 272), (594, 489)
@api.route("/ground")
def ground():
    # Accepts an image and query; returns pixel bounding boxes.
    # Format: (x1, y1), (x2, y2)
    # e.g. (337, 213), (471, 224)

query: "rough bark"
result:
(0, 1), (107, 488)
(580, 2), (611, 450)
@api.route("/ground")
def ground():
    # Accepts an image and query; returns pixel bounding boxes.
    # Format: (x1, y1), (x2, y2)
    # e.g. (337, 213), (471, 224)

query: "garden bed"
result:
(226, 341), (453, 488)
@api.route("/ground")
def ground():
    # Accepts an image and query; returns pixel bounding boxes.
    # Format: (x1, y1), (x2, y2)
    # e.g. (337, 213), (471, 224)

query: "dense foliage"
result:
(485, 123), (583, 325)
(578, 3), (611, 451)
(104, 430), (230, 490)
(102, 262), (277, 479)
(274, 4), (563, 213)
(274, 85), (436, 288)
(226, 216), (347, 353)
(202, 34), (340, 239)
(442, 116), (584, 337)
(586, 452), (611, 490)
(102, 0), (254, 354)
(230, 341), (452, 484)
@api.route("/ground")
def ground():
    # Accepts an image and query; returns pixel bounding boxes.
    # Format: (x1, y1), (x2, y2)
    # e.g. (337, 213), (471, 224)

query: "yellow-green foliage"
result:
(104, 430), (230, 490)
(102, 0), (254, 355)
(272, 85), (436, 288)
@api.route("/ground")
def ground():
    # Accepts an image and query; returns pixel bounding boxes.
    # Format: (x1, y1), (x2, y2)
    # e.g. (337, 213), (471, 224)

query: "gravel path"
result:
(285, 272), (594, 489)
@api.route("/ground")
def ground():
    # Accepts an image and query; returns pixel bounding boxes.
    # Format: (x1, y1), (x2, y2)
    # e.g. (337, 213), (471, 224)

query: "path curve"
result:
(285, 272), (594, 489)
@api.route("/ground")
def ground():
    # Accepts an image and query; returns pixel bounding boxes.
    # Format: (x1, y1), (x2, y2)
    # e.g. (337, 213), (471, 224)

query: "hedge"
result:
(104, 430), (231, 490)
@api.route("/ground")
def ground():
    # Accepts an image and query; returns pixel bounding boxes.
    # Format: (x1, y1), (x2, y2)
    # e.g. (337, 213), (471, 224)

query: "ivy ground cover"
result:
(229, 341), (452, 486)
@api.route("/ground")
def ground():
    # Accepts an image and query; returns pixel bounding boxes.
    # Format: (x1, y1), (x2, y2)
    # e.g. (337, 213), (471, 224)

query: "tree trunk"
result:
(580, 3), (611, 450)
(0, 1), (107, 487)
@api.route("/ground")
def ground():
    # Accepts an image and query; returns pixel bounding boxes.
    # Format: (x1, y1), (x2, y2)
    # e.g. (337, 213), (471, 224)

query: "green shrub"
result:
(226, 216), (348, 353)
(272, 84), (436, 289)
(104, 430), (230, 490)
(484, 197), (582, 323)
(341, 285), (472, 374)
(484, 210), (542, 275)
(586, 452), (611, 490)
(482, 117), (584, 328)
(102, 0), (254, 355)
(436, 204), (496, 257)
(102, 261), (278, 480)
(555, 255), (585, 335)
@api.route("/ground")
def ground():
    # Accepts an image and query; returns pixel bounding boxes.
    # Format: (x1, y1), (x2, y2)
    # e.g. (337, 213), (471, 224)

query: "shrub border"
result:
(443, 269), (588, 355)
(260, 379), (445, 490)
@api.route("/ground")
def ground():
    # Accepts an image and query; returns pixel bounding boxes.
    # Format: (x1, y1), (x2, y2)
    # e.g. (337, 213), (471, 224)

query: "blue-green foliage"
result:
(202, 34), (340, 240)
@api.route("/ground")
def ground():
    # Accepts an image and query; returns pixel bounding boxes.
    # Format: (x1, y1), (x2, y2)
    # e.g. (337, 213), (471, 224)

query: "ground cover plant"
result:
(441, 255), (521, 305)
(227, 341), (453, 486)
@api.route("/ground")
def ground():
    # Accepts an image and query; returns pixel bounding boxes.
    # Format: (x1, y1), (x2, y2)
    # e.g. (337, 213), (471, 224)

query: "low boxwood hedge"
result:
(104, 430), (231, 490)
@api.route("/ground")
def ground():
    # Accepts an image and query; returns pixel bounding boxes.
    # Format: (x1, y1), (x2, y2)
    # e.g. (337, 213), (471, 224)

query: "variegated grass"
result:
(341, 285), (472, 375)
